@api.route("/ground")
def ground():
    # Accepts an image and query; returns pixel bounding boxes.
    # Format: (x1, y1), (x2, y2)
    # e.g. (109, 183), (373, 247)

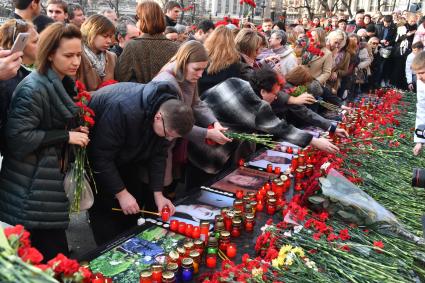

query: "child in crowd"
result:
(406, 41), (424, 91)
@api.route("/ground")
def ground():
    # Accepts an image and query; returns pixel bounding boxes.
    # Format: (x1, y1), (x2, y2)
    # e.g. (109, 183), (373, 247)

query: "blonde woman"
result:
(78, 14), (116, 91)
(235, 28), (262, 73)
(153, 41), (231, 187)
(198, 26), (242, 94)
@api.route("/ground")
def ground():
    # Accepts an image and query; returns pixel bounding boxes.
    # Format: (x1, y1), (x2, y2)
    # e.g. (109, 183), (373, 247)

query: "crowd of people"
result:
(0, 0), (424, 262)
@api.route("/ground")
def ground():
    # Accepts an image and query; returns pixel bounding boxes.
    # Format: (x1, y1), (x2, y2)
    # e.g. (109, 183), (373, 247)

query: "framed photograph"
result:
(211, 167), (278, 194)
(248, 149), (293, 171)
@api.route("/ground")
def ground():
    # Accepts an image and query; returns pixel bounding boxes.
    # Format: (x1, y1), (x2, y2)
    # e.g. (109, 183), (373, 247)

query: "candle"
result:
(161, 206), (170, 222)
(274, 166), (281, 174)
(200, 221), (210, 243)
(238, 158), (245, 166)
(170, 220), (179, 232)
(181, 258), (194, 282)
(226, 243), (237, 258)
(192, 226), (201, 239)
(235, 189), (244, 199)
(266, 163), (273, 173)
(267, 198), (277, 215)
(178, 222), (186, 234)
(244, 213), (255, 232)
(185, 224), (193, 238)
(256, 200), (264, 212)
(139, 270), (153, 283)
(206, 254), (217, 268)
(286, 146), (293, 154)
(295, 182), (303, 191)
(151, 264), (162, 283)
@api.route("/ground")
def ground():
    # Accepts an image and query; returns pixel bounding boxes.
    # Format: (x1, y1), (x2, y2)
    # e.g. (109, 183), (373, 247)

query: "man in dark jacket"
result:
(375, 15), (397, 87)
(164, 1), (181, 27)
(88, 81), (194, 245)
(189, 69), (340, 176)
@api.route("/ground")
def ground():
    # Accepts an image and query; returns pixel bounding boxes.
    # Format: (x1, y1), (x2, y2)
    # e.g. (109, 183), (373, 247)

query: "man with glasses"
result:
(87, 81), (194, 245)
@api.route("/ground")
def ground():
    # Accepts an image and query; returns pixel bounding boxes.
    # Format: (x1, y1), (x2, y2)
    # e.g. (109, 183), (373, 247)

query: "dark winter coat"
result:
(189, 78), (313, 174)
(0, 69), (79, 229)
(0, 66), (31, 152)
(87, 81), (179, 197)
(115, 34), (179, 84)
(375, 23), (397, 46)
(197, 62), (244, 95)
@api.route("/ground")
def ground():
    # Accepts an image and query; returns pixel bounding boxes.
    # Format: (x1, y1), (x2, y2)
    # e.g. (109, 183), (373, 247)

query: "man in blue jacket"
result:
(88, 81), (194, 245)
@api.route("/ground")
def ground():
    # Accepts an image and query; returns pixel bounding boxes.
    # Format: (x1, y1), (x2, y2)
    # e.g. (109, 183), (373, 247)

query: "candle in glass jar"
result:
(256, 199), (264, 212)
(286, 146), (293, 154)
(206, 254), (217, 268)
(185, 224), (193, 238)
(161, 205), (170, 222)
(274, 166), (281, 174)
(192, 226), (201, 239)
(266, 163), (273, 173)
(298, 154), (305, 166)
(178, 222), (186, 234)
(235, 190), (244, 199)
(140, 270), (153, 283)
(151, 264), (162, 283)
(244, 213), (255, 232)
(267, 198), (277, 215)
(170, 220), (179, 232)
(226, 243), (237, 258)
(199, 221), (210, 243)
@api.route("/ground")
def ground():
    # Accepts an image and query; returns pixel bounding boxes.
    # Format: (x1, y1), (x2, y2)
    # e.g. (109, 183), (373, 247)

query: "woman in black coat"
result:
(0, 19), (38, 151)
(0, 23), (89, 261)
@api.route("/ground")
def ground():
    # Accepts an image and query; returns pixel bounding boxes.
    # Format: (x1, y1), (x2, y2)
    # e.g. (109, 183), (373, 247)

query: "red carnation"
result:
(242, 253), (250, 263)
(340, 245), (350, 252)
(18, 247), (43, 264)
(339, 229), (351, 241)
(373, 241), (384, 253)
(75, 80), (86, 92)
(83, 115), (95, 127)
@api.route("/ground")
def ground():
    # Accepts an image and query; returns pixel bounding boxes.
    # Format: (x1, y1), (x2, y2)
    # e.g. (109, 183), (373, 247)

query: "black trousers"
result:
(27, 228), (68, 262)
(89, 164), (155, 246)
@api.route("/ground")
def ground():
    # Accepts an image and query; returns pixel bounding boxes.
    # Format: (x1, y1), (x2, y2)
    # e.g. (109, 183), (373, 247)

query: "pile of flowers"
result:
(295, 31), (325, 65)
(200, 89), (425, 282)
(0, 225), (92, 282)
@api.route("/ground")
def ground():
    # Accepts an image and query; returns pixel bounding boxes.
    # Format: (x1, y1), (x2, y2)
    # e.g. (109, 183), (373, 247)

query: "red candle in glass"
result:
(151, 268), (162, 283)
(224, 212), (233, 231)
(104, 279), (113, 283)
(238, 158), (245, 166)
(256, 200), (264, 212)
(185, 224), (194, 237)
(264, 182), (271, 191)
(161, 205), (170, 222)
(91, 279), (104, 283)
(206, 254), (217, 268)
(170, 220), (179, 232)
(286, 146), (293, 154)
(266, 163), (273, 173)
(235, 190), (244, 199)
(298, 154), (305, 166)
(192, 226), (201, 239)
(266, 199), (276, 215)
(226, 243), (237, 258)
(178, 222), (186, 234)
(256, 191), (263, 201)
(274, 166), (281, 174)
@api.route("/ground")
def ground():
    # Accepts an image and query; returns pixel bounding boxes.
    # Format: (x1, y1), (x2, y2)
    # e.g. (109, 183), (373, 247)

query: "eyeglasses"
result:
(12, 19), (28, 43)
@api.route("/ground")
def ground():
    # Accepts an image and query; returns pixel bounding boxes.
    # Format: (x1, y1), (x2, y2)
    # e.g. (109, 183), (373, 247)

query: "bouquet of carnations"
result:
(295, 31), (325, 65)
(64, 81), (96, 213)
(0, 224), (92, 282)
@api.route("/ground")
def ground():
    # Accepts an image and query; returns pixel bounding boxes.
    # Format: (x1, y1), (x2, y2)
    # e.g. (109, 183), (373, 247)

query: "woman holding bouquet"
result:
(0, 23), (89, 260)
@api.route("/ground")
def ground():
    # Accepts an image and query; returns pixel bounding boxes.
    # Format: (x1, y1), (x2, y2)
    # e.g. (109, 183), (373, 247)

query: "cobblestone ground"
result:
(67, 211), (97, 259)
